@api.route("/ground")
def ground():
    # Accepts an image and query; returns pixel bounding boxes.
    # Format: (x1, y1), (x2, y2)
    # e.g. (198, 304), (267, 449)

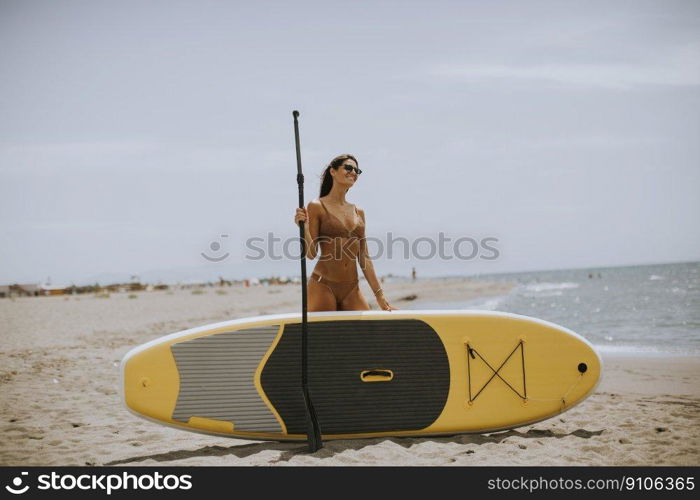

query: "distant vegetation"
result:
(1, 275), (306, 299)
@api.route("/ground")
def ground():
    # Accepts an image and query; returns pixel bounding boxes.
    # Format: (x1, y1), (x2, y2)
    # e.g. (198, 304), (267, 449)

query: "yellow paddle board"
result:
(120, 310), (601, 440)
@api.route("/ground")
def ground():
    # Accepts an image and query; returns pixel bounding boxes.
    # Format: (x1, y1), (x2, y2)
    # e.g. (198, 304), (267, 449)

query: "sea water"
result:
(405, 262), (700, 355)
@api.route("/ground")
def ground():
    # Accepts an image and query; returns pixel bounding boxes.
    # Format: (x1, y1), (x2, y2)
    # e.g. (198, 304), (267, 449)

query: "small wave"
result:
(649, 275), (664, 281)
(523, 290), (563, 298)
(410, 295), (509, 311)
(524, 282), (579, 293)
(470, 296), (505, 311)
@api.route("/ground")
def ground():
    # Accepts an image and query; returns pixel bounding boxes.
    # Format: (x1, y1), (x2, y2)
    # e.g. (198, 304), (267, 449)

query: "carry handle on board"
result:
(360, 369), (394, 382)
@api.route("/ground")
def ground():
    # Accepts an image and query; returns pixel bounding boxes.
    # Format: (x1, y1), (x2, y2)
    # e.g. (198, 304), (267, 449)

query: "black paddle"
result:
(292, 110), (323, 452)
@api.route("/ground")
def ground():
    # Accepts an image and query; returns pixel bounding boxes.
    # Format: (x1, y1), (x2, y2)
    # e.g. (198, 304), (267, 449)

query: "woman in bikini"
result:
(293, 154), (396, 312)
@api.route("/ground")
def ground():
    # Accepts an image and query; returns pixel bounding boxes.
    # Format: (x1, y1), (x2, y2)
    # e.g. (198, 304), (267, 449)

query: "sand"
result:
(1, 278), (698, 466)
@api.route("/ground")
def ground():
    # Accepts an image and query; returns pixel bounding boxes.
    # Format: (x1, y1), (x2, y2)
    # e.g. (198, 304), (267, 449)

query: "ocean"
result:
(405, 262), (700, 356)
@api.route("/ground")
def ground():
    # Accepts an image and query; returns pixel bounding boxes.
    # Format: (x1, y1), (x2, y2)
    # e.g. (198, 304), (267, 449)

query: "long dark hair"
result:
(319, 154), (359, 197)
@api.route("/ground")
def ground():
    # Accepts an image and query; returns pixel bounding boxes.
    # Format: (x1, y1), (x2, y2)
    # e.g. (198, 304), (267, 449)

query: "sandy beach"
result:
(1, 278), (698, 466)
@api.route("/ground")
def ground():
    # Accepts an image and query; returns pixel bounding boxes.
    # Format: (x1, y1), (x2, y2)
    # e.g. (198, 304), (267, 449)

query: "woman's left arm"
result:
(357, 208), (396, 311)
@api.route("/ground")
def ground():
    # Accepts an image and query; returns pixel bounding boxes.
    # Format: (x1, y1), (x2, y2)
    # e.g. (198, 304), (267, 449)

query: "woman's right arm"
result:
(294, 201), (321, 260)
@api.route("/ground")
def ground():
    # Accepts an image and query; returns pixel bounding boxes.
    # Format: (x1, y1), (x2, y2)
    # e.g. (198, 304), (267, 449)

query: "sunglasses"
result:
(342, 164), (362, 175)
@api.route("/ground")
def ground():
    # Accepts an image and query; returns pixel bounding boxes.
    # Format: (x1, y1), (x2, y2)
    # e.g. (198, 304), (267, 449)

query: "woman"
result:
(294, 154), (396, 312)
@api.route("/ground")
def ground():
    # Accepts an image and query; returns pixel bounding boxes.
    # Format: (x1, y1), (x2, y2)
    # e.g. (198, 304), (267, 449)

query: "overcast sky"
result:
(1, 0), (699, 284)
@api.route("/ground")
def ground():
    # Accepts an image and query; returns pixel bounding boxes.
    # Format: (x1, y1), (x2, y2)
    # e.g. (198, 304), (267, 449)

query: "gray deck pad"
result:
(170, 325), (282, 433)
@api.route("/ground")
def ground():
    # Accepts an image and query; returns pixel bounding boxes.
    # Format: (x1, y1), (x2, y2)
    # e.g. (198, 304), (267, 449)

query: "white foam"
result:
(524, 282), (580, 293)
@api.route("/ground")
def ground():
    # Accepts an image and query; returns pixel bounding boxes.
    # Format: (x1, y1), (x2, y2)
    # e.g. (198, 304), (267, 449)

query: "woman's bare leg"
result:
(307, 278), (338, 312)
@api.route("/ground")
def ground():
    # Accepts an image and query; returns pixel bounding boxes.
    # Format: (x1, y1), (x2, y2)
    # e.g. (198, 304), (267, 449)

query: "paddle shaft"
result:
(292, 110), (323, 452)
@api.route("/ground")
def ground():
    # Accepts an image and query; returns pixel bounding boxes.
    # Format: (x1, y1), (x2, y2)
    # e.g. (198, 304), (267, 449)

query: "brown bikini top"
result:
(318, 199), (365, 239)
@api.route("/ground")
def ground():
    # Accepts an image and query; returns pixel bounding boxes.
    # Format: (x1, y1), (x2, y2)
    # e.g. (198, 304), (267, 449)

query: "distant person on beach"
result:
(294, 154), (396, 312)
(412, 267), (416, 281)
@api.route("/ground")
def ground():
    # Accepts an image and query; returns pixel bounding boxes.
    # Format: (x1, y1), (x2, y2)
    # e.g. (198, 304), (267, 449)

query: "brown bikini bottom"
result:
(310, 272), (359, 305)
